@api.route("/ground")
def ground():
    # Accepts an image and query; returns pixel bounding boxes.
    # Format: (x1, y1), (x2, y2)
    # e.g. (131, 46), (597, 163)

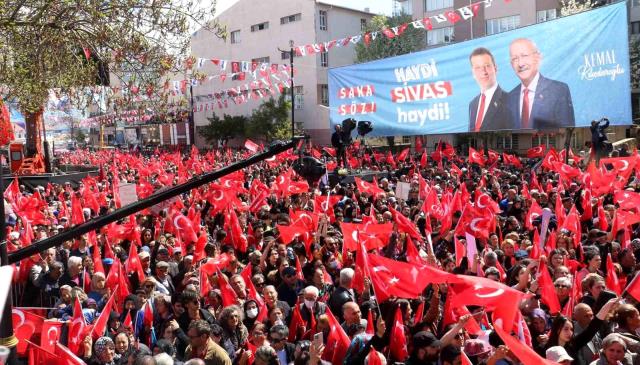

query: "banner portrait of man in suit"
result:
(468, 47), (514, 132)
(508, 38), (575, 130)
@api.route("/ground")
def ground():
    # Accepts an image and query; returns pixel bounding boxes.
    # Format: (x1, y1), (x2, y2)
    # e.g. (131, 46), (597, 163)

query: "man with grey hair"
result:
(300, 286), (327, 325)
(508, 37), (574, 129)
(328, 268), (356, 321)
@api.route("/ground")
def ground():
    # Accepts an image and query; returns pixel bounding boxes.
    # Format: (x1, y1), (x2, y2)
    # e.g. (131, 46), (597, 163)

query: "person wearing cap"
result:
(406, 330), (442, 365)
(153, 261), (175, 296)
(546, 346), (573, 364)
(276, 266), (305, 308)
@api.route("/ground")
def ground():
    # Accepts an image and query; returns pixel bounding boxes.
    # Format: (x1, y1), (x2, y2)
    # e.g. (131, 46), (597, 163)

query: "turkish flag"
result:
(67, 298), (87, 354)
(200, 266), (212, 298)
(475, 189), (501, 214)
(125, 243), (145, 283)
(40, 320), (63, 354)
(625, 272), (640, 302)
(537, 259), (561, 314)
(173, 212), (199, 243)
(614, 190), (640, 211)
(13, 308), (45, 356)
(389, 307), (408, 361)
(450, 275), (526, 330)
(561, 205), (581, 248)
(541, 147), (560, 170)
(200, 253), (231, 275)
(91, 286), (117, 340)
(341, 222), (393, 252)
(314, 195), (342, 219)
(389, 206), (422, 241)
(288, 304), (305, 342)
(244, 139), (260, 152)
(527, 145), (546, 158)
(323, 147), (336, 157)
(71, 195), (85, 225)
(397, 147), (410, 162)
(386, 151), (397, 169)
(55, 342), (86, 365)
(290, 210), (319, 231)
(227, 208), (248, 253)
(493, 320), (558, 365)
(276, 224), (310, 245)
(606, 253), (621, 295)
(503, 152), (522, 168)
(216, 269), (239, 307)
(552, 161), (582, 180)
(468, 147), (485, 166)
(525, 199), (543, 230)
(366, 253), (458, 302)
(3, 176), (21, 202)
(354, 177), (385, 196)
(27, 340), (60, 365)
(321, 308), (351, 365)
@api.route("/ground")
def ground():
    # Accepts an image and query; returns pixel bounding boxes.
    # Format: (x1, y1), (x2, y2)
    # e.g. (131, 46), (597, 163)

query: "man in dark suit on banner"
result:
(508, 38), (575, 130)
(468, 47), (513, 132)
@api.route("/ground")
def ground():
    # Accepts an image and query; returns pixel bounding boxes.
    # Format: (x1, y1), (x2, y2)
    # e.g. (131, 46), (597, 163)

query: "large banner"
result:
(328, 3), (631, 136)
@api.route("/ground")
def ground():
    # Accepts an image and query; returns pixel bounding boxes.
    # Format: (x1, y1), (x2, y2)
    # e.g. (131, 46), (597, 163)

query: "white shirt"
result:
(476, 83), (498, 124)
(519, 72), (540, 121)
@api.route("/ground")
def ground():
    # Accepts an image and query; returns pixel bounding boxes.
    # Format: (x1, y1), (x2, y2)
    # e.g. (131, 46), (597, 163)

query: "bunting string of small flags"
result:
(192, 76), (293, 112)
(293, 0), (500, 57)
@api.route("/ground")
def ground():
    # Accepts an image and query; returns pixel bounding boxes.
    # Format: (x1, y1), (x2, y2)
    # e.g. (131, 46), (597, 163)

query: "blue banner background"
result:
(328, 2), (631, 136)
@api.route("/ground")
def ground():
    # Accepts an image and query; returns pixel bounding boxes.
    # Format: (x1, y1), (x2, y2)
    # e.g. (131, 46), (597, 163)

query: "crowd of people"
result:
(4, 139), (640, 365)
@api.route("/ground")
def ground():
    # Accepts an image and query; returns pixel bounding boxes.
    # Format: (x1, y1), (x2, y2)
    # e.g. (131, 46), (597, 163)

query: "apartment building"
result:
(189, 0), (375, 146)
(392, 0), (639, 155)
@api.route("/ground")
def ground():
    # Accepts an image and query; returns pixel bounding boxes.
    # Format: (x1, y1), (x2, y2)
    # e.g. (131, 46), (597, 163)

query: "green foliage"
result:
(0, 1), (226, 114)
(354, 14), (424, 64)
(199, 113), (248, 144)
(631, 37), (640, 91)
(75, 130), (87, 143)
(246, 93), (291, 141)
(199, 94), (291, 144)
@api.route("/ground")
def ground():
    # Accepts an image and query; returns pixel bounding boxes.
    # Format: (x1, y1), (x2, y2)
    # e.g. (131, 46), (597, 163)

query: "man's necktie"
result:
(521, 88), (530, 129)
(474, 93), (486, 132)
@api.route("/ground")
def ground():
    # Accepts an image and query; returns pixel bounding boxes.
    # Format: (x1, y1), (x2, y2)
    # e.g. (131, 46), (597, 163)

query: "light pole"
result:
(278, 40), (295, 138)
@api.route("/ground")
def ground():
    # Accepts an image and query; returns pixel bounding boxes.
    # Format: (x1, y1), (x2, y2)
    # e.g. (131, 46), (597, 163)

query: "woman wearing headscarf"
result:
(87, 336), (121, 365)
(88, 272), (109, 310)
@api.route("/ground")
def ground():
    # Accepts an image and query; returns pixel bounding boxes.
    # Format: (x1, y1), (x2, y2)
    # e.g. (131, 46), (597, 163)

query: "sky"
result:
(213, 0), (394, 16)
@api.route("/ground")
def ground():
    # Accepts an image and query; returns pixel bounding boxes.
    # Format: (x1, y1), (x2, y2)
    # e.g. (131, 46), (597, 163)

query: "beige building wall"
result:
(189, 0), (373, 147)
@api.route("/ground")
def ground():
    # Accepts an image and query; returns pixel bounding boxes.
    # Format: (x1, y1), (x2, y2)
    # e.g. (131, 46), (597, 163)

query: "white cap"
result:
(546, 346), (573, 363)
(8, 232), (19, 240)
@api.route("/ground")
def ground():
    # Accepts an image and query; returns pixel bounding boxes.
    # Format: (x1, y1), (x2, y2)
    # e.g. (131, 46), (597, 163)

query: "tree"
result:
(75, 130), (87, 144)
(0, 1), (226, 155)
(199, 113), (248, 146)
(631, 37), (640, 92)
(354, 14), (424, 64)
(560, 0), (597, 16)
(246, 93), (291, 141)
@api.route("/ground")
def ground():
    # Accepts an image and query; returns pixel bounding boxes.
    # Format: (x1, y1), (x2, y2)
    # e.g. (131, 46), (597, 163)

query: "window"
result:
(281, 13), (301, 25)
(532, 134), (556, 149)
(294, 86), (304, 109)
(230, 30), (241, 44)
(319, 84), (329, 106)
(250, 22), (269, 32)
(320, 52), (328, 67)
(426, 27), (454, 46)
(319, 10), (327, 31)
(536, 9), (557, 23)
(360, 18), (367, 31)
(632, 22), (640, 36)
(402, 136), (411, 144)
(281, 51), (299, 60)
(425, 0), (453, 12)
(496, 134), (519, 150)
(486, 15), (520, 35)
(252, 57), (270, 64)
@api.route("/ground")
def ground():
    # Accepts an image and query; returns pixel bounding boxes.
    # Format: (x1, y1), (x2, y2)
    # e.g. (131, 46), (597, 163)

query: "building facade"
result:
(392, 0), (639, 154)
(189, 0), (375, 146)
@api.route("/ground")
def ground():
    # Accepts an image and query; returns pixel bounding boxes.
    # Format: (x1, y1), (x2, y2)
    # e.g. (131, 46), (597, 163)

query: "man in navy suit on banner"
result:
(468, 47), (513, 132)
(508, 38), (575, 130)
